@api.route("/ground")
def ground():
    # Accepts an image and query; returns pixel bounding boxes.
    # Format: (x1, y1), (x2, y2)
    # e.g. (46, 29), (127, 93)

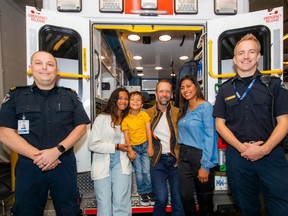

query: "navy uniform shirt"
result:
(0, 83), (90, 151)
(213, 70), (288, 143)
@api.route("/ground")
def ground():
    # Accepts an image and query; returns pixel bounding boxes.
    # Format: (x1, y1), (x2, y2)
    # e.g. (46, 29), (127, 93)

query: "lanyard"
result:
(233, 78), (256, 101)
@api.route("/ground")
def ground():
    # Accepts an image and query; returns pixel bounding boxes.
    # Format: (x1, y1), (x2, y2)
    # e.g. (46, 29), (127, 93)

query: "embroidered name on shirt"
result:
(225, 95), (236, 101)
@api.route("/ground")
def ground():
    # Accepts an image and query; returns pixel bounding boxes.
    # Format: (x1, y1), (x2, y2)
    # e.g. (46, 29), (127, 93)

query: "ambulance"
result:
(25, 0), (283, 214)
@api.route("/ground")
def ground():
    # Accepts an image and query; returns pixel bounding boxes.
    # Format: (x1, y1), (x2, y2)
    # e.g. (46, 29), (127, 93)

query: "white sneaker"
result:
(139, 193), (150, 206)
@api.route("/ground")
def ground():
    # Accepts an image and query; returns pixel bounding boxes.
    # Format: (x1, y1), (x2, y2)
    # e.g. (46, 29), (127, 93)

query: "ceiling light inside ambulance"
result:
(170, 73), (176, 77)
(155, 67), (163, 70)
(133, 56), (142, 60)
(137, 72), (144, 77)
(128, 34), (141, 41)
(159, 35), (171, 42)
(100, 56), (105, 60)
(179, 56), (189, 60)
(135, 66), (144, 70)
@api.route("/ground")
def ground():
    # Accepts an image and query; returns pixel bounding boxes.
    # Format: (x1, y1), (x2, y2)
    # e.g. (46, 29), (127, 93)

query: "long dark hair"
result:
(101, 87), (130, 128)
(178, 75), (205, 121)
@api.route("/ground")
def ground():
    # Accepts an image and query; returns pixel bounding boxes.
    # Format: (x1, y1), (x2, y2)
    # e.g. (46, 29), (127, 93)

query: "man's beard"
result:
(158, 98), (170, 106)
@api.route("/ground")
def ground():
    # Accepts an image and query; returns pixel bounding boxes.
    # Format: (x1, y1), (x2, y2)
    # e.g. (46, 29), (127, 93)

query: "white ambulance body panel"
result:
(43, 0), (249, 21)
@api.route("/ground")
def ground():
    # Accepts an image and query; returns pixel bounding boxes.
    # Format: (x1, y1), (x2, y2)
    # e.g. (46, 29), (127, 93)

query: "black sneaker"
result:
(147, 192), (155, 205)
(139, 193), (150, 206)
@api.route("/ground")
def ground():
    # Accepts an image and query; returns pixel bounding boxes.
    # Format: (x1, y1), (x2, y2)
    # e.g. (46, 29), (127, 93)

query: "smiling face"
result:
(180, 79), (197, 101)
(117, 91), (129, 113)
(233, 39), (261, 77)
(155, 81), (172, 107)
(129, 93), (143, 111)
(29, 51), (59, 90)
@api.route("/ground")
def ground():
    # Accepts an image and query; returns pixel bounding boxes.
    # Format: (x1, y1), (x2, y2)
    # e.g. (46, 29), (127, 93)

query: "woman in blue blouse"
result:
(177, 75), (218, 216)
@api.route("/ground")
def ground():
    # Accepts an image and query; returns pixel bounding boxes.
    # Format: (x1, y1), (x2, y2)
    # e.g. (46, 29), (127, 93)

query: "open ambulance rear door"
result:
(26, 6), (91, 172)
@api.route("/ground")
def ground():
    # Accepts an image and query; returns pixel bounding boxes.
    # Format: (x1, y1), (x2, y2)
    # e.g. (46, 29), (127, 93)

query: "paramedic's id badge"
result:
(18, 120), (29, 134)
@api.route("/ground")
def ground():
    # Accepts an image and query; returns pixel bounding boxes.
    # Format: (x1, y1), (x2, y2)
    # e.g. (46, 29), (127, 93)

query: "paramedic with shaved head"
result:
(0, 51), (90, 216)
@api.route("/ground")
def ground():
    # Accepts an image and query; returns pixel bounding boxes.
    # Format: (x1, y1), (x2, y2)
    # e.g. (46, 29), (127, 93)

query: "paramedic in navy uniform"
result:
(213, 34), (288, 216)
(0, 51), (91, 216)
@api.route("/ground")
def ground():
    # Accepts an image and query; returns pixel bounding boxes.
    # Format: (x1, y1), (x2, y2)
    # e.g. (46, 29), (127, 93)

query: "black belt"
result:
(162, 152), (172, 157)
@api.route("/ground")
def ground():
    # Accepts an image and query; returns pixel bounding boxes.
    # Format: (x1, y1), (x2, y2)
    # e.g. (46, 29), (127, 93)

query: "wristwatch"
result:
(57, 144), (66, 153)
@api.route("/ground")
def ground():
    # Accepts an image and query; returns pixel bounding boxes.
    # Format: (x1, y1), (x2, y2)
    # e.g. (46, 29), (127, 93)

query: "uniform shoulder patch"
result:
(268, 75), (287, 90)
(9, 86), (29, 91)
(270, 74), (280, 78)
(9, 86), (17, 91)
(3, 86), (28, 104)
(281, 81), (288, 90)
(2, 93), (11, 104)
(70, 88), (76, 92)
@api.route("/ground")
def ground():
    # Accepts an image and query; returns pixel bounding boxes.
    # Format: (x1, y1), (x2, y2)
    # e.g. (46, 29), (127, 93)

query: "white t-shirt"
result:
(153, 111), (171, 154)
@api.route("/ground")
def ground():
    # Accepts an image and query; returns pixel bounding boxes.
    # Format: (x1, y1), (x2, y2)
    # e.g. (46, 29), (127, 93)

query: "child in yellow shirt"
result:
(122, 91), (154, 206)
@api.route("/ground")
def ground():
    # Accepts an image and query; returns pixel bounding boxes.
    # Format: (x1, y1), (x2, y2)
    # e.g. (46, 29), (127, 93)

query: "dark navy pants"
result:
(12, 153), (80, 216)
(150, 154), (185, 216)
(226, 145), (288, 216)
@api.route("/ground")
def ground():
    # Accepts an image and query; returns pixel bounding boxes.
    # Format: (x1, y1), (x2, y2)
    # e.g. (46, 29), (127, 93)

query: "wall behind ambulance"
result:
(0, 0), (27, 162)
(0, 0), (26, 97)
